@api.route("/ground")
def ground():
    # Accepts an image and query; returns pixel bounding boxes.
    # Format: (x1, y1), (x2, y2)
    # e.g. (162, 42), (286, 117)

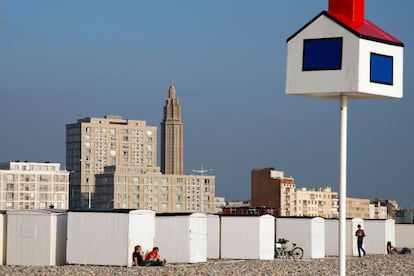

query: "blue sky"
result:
(1, 1), (413, 207)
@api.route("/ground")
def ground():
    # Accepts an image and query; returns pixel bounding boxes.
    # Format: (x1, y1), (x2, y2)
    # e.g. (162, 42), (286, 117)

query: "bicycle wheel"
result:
(291, 247), (303, 259)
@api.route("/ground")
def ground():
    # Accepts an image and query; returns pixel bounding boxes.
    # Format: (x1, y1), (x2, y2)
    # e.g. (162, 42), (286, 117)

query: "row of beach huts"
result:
(1, 209), (413, 266)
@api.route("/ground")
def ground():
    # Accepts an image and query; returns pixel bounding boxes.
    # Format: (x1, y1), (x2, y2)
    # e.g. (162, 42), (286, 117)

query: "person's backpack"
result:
(400, 247), (412, 255)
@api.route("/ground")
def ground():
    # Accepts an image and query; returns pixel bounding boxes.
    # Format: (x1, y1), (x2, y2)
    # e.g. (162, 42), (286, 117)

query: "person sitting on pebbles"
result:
(145, 246), (166, 266)
(132, 245), (166, 267)
(387, 241), (399, 255)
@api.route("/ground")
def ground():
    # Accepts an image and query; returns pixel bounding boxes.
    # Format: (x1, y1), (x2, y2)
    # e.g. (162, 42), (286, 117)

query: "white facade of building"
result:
(295, 187), (338, 218)
(94, 165), (215, 213)
(0, 161), (69, 210)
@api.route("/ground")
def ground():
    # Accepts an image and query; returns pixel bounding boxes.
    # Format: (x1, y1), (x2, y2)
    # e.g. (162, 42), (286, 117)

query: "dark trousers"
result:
(357, 241), (366, 257)
(142, 260), (164, 266)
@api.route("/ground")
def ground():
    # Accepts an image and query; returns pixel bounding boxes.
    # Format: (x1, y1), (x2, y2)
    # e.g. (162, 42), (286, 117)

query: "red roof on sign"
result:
(327, 11), (403, 46)
(327, 0), (402, 45)
(286, 11), (404, 47)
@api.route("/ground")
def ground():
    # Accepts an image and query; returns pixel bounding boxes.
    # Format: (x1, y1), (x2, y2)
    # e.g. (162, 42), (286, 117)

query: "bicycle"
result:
(274, 238), (304, 259)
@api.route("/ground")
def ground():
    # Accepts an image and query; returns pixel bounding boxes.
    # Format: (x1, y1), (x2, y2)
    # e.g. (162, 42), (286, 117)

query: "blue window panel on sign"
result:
(302, 37), (343, 71)
(370, 53), (393, 85)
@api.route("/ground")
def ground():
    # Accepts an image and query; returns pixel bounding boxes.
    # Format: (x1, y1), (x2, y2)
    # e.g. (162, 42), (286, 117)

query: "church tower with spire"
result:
(161, 83), (184, 175)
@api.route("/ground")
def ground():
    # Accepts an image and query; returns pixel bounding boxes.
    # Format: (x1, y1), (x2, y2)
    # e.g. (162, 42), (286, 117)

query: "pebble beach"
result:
(1, 255), (413, 276)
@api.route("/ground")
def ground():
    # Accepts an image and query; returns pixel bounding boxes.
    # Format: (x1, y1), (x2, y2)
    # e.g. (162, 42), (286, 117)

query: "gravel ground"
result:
(1, 255), (413, 275)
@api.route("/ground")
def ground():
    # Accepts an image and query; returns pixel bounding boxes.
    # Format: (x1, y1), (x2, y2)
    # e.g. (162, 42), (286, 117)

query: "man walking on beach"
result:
(355, 224), (366, 257)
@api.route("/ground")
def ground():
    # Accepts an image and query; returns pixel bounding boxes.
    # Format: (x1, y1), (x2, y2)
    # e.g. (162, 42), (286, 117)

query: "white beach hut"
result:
(364, 219), (395, 254)
(220, 214), (275, 260)
(325, 218), (363, 256)
(6, 209), (67, 265)
(66, 209), (155, 267)
(276, 217), (325, 258)
(155, 213), (207, 263)
(207, 214), (220, 259)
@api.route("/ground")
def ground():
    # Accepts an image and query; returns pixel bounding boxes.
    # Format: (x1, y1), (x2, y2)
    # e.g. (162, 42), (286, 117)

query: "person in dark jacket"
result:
(355, 224), (366, 257)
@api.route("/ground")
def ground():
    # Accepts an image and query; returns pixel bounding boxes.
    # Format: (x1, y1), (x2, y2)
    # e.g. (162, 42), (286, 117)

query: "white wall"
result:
(325, 218), (363, 257)
(155, 213), (207, 263)
(66, 212), (130, 266)
(6, 210), (67, 265)
(324, 219), (339, 256)
(207, 215), (220, 259)
(395, 224), (414, 249)
(276, 217), (324, 258)
(364, 219), (395, 254)
(220, 215), (274, 260)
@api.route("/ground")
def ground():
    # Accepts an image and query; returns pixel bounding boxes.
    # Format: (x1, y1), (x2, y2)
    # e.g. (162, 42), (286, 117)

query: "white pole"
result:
(339, 94), (348, 276)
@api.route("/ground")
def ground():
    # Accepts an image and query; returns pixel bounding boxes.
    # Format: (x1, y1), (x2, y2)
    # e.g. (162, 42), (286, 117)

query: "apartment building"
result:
(251, 168), (295, 216)
(66, 84), (216, 213)
(295, 187), (339, 218)
(0, 161), (69, 210)
(250, 167), (393, 219)
(346, 197), (371, 218)
(94, 165), (215, 213)
(66, 115), (157, 208)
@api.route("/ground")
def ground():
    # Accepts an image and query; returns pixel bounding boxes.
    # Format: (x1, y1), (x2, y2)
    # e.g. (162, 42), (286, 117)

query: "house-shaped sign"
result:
(286, 0), (404, 99)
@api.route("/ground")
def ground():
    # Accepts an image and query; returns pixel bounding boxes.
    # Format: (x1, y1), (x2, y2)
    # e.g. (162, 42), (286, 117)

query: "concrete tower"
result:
(161, 84), (184, 175)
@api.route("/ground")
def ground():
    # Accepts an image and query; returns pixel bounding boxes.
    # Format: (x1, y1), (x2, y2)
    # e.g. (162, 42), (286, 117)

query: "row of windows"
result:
(1, 183), (68, 191)
(85, 127), (153, 137)
(112, 200), (210, 212)
(2, 174), (67, 182)
(0, 201), (68, 210)
(3, 192), (67, 201)
(9, 164), (60, 172)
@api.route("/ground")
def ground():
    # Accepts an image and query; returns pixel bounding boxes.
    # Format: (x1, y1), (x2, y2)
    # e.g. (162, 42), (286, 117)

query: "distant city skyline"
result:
(1, 1), (414, 207)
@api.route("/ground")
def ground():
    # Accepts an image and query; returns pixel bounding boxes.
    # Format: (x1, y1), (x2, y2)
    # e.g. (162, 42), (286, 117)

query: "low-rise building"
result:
(369, 200), (388, 219)
(94, 165), (215, 213)
(295, 187), (338, 218)
(0, 161), (69, 210)
(346, 197), (370, 219)
(251, 168), (295, 216)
